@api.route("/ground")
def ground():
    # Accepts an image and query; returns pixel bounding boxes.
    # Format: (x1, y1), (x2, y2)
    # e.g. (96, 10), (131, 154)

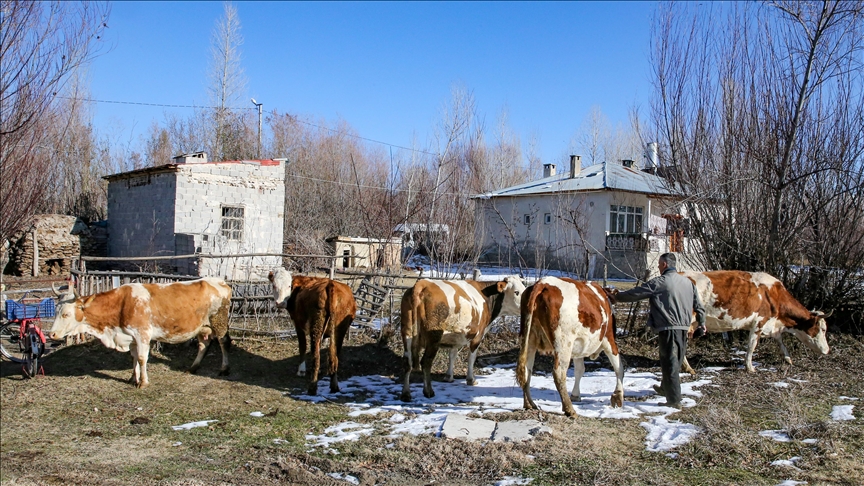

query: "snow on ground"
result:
(771, 456), (802, 469)
(830, 405), (856, 421)
(776, 481), (807, 486)
(839, 396), (859, 401)
(171, 420), (217, 431)
(292, 363), (712, 454)
(760, 430), (793, 442)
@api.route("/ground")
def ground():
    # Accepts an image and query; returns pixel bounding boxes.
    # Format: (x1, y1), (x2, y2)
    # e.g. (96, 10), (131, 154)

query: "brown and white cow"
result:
(399, 277), (526, 402)
(680, 270), (830, 372)
(269, 268), (357, 396)
(516, 277), (624, 417)
(49, 278), (232, 388)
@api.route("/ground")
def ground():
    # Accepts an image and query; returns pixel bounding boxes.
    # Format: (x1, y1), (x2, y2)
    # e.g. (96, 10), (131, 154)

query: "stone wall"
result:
(3, 215), (79, 276)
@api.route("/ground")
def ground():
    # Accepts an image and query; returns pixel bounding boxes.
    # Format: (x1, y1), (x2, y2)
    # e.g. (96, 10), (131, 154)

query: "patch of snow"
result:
(249, 411), (265, 417)
(296, 364), (711, 453)
(760, 430), (792, 442)
(494, 477), (534, 485)
(830, 405), (855, 421)
(787, 378), (807, 383)
(839, 396), (859, 401)
(771, 382), (790, 388)
(328, 472), (360, 485)
(775, 481), (807, 486)
(771, 456), (802, 470)
(171, 420), (217, 431)
(801, 438), (818, 444)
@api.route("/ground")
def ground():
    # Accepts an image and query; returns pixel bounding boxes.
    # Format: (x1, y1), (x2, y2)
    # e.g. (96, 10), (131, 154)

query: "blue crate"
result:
(5, 298), (56, 320)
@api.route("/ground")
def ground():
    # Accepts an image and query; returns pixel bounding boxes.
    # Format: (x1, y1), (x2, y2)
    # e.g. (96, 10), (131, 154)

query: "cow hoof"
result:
(423, 389), (435, 399)
(785, 357), (793, 366)
(296, 371), (306, 377)
(400, 392), (412, 402)
(466, 378), (476, 386)
(218, 367), (230, 376)
(563, 408), (577, 418)
(330, 385), (340, 394)
(443, 376), (454, 383)
(610, 392), (624, 408)
(570, 394), (581, 403)
(136, 382), (149, 389)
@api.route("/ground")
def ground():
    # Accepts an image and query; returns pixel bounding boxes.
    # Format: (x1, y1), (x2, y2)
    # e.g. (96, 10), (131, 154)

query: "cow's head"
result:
(49, 283), (88, 340)
(791, 310), (831, 356)
(496, 276), (527, 316)
(268, 267), (293, 309)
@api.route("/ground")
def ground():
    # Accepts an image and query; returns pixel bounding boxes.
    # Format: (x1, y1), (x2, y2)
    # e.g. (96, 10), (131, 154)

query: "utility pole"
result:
(251, 98), (263, 158)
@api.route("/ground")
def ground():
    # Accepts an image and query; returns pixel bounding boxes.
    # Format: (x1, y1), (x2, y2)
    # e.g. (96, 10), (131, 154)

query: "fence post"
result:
(330, 257), (335, 280)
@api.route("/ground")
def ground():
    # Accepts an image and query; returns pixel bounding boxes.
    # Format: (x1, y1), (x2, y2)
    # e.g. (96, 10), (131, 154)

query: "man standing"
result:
(606, 253), (705, 409)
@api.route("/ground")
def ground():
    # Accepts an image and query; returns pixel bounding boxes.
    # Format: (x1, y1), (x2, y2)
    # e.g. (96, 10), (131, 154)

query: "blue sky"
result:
(87, 1), (656, 165)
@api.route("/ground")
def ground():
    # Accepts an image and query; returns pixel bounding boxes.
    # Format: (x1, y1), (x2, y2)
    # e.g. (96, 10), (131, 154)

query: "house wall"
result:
(107, 172), (177, 262)
(477, 190), (699, 279)
(329, 238), (402, 269)
(175, 161), (284, 281)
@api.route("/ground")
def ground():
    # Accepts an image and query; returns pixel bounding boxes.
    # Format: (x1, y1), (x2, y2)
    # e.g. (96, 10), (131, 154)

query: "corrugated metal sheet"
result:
(473, 161), (675, 198)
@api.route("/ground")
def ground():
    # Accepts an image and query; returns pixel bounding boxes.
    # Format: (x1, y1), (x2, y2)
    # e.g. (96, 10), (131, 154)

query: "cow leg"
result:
(680, 356), (696, 375)
(552, 351), (577, 417)
(774, 333), (793, 366)
(521, 342), (539, 411)
(466, 347), (479, 386)
(217, 334), (230, 376)
(422, 330), (443, 399)
(570, 357), (584, 402)
(129, 341), (140, 384)
(136, 337), (152, 389)
(604, 349), (625, 408)
(328, 318), (350, 394)
(296, 328), (307, 377)
(745, 327), (759, 372)
(444, 346), (458, 383)
(401, 335), (414, 402)
(188, 333), (210, 374)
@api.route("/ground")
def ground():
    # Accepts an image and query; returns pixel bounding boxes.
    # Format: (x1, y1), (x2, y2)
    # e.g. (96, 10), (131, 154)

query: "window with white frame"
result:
(609, 205), (643, 234)
(220, 206), (244, 241)
(544, 213), (552, 224)
(523, 214), (531, 225)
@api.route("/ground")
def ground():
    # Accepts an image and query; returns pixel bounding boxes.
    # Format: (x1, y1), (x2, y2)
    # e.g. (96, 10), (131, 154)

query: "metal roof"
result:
(473, 161), (676, 199)
(103, 159), (281, 181)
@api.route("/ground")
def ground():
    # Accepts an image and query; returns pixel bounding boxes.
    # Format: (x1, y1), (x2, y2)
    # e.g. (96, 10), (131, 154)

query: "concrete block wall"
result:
(107, 173), (176, 259)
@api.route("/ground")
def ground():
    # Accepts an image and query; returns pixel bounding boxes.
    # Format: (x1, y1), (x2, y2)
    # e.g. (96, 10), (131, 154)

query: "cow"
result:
(680, 270), (830, 373)
(269, 268), (357, 396)
(49, 278), (232, 388)
(399, 277), (526, 402)
(516, 277), (624, 417)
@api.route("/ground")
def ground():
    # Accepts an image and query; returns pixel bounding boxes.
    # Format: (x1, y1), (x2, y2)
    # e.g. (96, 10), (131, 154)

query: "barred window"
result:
(609, 205), (643, 234)
(220, 206), (244, 241)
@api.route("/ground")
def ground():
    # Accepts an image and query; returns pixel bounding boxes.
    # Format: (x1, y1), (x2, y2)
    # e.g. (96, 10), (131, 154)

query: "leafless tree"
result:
(651, 1), (864, 318)
(207, 2), (249, 161)
(0, 0), (109, 244)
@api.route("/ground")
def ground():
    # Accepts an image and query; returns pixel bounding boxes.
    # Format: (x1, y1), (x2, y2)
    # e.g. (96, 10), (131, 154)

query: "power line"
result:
(56, 95), (438, 157)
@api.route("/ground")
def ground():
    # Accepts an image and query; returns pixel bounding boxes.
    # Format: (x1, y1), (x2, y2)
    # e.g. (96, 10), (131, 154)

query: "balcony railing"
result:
(606, 233), (649, 252)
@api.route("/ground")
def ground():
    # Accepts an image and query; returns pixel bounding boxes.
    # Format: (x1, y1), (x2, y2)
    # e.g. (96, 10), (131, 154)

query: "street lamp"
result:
(251, 98), (263, 159)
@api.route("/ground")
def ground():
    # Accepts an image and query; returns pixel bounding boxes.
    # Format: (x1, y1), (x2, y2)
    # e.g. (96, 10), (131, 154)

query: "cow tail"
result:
(326, 282), (338, 371)
(410, 285), (424, 361)
(515, 286), (538, 388)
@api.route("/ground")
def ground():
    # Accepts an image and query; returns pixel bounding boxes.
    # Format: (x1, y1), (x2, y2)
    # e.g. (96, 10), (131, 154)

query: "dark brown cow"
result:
(516, 276), (624, 417)
(269, 268), (357, 395)
(399, 277), (525, 401)
(49, 278), (232, 388)
(680, 270), (830, 372)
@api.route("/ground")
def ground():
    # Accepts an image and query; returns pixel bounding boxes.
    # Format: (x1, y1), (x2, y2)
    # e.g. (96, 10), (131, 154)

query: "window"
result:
(523, 214), (531, 225)
(220, 206), (244, 241)
(544, 213), (552, 224)
(609, 205), (643, 234)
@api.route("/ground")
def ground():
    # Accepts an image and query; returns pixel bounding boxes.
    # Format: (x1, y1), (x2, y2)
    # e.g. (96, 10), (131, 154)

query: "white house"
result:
(474, 149), (701, 280)
(104, 152), (285, 281)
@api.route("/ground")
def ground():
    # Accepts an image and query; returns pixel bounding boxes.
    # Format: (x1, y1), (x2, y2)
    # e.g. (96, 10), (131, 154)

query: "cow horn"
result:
(822, 309), (833, 318)
(52, 281), (62, 296)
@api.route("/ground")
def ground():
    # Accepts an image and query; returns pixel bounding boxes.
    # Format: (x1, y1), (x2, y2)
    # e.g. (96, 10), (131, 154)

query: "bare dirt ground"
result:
(1, 318), (862, 485)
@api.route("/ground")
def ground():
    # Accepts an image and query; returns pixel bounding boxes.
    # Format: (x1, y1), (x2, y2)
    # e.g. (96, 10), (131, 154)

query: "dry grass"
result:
(1, 326), (862, 485)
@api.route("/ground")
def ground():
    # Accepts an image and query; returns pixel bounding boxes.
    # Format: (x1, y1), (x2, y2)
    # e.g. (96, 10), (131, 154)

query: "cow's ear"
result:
(497, 281), (507, 293)
(268, 271), (274, 282)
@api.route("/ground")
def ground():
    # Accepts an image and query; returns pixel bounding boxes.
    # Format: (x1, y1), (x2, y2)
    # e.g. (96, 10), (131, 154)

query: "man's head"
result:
(659, 252), (677, 272)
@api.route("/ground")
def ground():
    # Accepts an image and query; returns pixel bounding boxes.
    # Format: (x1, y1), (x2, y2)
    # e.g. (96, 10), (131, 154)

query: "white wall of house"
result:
(477, 190), (700, 279)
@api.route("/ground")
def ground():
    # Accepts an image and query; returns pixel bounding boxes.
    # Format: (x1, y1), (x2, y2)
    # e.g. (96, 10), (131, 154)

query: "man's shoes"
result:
(652, 384), (666, 397)
(663, 401), (682, 410)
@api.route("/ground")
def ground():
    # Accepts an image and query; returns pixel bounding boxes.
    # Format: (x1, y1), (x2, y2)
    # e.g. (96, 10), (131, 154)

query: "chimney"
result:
(569, 155), (581, 178)
(172, 152), (208, 164)
(542, 163), (556, 178)
(622, 159), (635, 168)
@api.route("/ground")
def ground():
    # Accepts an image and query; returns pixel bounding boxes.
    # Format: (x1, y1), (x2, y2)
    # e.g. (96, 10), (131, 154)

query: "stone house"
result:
(103, 153), (285, 281)
(474, 148), (701, 280)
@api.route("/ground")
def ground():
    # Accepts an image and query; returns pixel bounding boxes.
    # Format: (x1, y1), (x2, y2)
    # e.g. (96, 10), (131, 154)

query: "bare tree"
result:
(207, 2), (249, 161)
(0, 0), (109, 244)
(651, 0), (864, 318)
